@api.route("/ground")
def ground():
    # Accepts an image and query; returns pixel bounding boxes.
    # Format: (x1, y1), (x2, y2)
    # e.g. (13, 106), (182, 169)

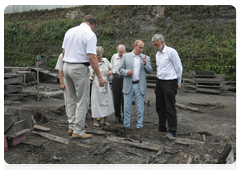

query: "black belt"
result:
(66, 62), (90, 66)
(132, 80), (139, 84)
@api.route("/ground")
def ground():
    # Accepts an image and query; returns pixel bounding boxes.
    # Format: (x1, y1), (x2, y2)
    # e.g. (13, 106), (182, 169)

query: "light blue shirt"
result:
(156, 45), (183, 86)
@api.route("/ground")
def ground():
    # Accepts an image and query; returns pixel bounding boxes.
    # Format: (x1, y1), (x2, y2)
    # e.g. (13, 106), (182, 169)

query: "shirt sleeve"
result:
(55, 53), (63, 71)
(106, 58), (112, 70)
(86, 35), (97, 55)
(170, 50), (183, 86)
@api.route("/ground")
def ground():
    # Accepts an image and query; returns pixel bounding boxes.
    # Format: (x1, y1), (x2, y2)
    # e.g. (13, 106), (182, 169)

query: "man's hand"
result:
(178, 85), (181, 89)
(106, 69), (112, 76)
(127, 70), (134, 76)
(98, 77), (105, 87)
(142, 55), (147, 65)
(60, 83), (65, 91)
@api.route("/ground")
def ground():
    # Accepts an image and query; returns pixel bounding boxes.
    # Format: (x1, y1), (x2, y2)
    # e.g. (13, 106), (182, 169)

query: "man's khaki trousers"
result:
(63, 63), (90, 136)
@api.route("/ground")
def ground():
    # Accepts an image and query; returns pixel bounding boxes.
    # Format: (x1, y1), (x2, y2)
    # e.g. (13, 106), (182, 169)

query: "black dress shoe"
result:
(115, 117), (123, 124)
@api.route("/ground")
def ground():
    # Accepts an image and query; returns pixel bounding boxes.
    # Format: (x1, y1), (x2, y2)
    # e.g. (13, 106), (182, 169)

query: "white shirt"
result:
(55, 53), (63, 71)
(156, 45), (183, 86)
(132, 52), (141, 82)
(110, 53), (121, 75)
(62, 23), (97, 63)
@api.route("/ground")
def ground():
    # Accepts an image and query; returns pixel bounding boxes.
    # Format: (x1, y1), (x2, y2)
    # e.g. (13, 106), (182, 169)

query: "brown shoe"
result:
(68, 129), (74, 136)
(72, 133), (92, 139)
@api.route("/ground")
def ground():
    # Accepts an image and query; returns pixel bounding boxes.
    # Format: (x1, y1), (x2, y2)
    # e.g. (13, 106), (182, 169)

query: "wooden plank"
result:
(85, 128), (111, 136)
(5, 96), (23, 101)
(4, 117), (15, 133)
(4, 77), (23, 85)
(175, 137), (205, 145)
(106, 136), (163, 151)
(217, 143), (232, 164)
(4, 100), (22, 105)
(195, 78), (221, 83)
(22, 138), (48, 147)
(31, 131), (70, 145)
(4, 85), (23, 94)
(33, 124), (50, 132)
(93, 143), (111, 155)
(196, 88), (220, 94)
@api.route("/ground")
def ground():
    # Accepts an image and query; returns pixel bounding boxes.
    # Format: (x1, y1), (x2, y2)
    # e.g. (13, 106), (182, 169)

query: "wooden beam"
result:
(4, 85), (23, 94)
(175, 103), (202, 113)
(33, 125), (50, 132)
(4, 77), (23, 85)
(31, 131), (70, 145)
(174, 137), (205, 145)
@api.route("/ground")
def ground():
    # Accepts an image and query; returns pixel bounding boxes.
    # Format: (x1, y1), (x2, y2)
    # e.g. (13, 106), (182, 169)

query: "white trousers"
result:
(63, 63), (90, 136)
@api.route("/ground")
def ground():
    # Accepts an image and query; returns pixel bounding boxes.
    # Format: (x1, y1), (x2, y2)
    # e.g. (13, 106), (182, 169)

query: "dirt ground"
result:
(4, 78), (236, 165)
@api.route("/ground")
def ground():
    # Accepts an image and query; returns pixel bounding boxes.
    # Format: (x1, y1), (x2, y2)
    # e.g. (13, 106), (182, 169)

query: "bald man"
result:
(111, 44), (126, 124)
(119, 40), (153, 128)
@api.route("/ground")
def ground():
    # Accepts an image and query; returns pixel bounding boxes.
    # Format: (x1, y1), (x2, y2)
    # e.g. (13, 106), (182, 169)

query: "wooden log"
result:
(175, 137), (205, 145)
(5, 96), (24, 101)
(217, 143), (233, 164)
(4, 73), (19, 79)
(33, 125), (50, 132)
(85, 128), (111, 136)
(93, 143), (111, 155)
(102, 124), (166, 138)
(4, 77), (23, 85)
(31, 131), (70, 145)
(175, 103), (202, 113)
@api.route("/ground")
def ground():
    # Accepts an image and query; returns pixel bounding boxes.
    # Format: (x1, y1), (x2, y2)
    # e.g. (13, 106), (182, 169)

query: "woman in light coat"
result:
(89, 46), (114, 126)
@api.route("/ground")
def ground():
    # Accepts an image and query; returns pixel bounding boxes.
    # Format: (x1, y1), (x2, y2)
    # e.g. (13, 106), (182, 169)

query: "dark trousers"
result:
(155, 79), (178, 135)
(112, 74), (124, 119)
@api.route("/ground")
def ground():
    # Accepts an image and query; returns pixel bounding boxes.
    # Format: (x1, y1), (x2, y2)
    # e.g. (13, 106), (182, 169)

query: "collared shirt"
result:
(132, 52), (141, 82)
(156, 45), (183, 86)
(110, 53), (121, 75)
(55, 53), (63, 71)
(62, 23), (97, 63)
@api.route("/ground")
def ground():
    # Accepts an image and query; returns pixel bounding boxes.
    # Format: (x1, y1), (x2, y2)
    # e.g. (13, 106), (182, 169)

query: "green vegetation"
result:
(4, 5), (236, 80)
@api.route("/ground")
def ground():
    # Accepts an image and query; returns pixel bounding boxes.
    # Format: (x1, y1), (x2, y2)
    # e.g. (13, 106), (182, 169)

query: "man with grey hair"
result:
(62, 15), (105, 139)
(111, 44), (126, 124)
(152, 34), (182, 138)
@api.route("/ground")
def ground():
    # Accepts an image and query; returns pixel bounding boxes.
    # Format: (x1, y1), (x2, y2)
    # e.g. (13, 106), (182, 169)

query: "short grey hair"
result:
(117, 44), (126, 51)
(151, 34), (165, 43)
(96, 46), (104, 54)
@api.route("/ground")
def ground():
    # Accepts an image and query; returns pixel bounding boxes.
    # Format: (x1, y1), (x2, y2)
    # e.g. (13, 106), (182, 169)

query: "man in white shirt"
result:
(62, 15), (105, 139)
(119, 40), (153, 128)
(110, 44), (126, 124)
(152, 34), (183, 138)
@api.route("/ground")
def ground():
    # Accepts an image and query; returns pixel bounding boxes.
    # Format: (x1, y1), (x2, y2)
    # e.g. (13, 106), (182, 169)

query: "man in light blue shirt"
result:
(152, 34), (182, 138)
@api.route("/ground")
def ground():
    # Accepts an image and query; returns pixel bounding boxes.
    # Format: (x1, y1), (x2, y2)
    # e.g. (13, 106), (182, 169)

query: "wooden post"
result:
(37, 62), (39, 101)
(23, 63), (25, 84)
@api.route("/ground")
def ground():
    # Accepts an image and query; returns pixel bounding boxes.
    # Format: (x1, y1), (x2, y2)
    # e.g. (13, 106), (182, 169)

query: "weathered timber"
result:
(86, 128), (111, 136)
(102, 124), (166, 138)
(196, 88), (220, 94)
(4, 77), (23, 85)
(5, 95), (24, 101)
(195, 78), (221, 83)
(106, 136), (164, 151)
(4, 73), (19, 79)
(175, 137), (205, 145)
(4, 100), (22, 105)
(31, 131), (70, 145)
(4, 117), (15, 133)
(190, 132), (206, 142)
(19, 109), (35, 129)
(72, 141), (92, 148)
(217, 143), (233, 164)
(33, 125), (50, 132)
(4, 85), (23, 94)
(22, 138), (48, 147)
(175, 103), (202, 113)
(93, 143), (111, 155)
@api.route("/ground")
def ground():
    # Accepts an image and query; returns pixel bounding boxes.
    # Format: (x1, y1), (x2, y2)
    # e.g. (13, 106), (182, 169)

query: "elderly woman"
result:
(89, 46), (114, 126)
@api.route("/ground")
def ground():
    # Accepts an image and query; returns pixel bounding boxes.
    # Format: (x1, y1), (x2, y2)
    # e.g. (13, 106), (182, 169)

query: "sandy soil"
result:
(4, 80), (236, 165)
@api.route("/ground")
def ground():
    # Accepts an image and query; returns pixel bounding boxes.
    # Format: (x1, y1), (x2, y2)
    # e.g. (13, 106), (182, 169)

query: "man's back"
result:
(62, 23), (97, 63)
